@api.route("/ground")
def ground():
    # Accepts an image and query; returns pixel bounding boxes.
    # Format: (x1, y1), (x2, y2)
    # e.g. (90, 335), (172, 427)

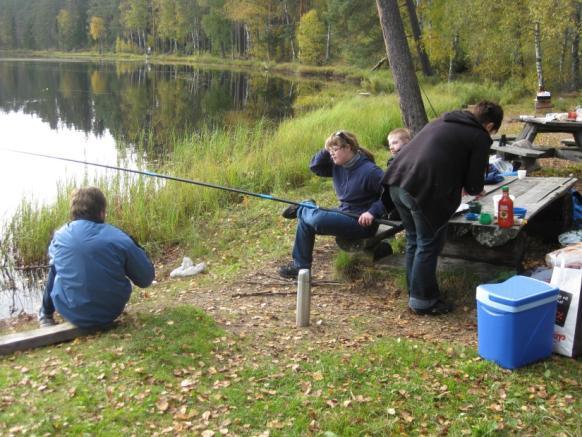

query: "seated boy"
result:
(383, 128), (411, 219)
(386, 127), (411, 167)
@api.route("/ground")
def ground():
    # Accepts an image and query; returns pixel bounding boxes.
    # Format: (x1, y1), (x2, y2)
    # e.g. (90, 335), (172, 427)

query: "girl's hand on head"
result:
(358, 211), (375, 227)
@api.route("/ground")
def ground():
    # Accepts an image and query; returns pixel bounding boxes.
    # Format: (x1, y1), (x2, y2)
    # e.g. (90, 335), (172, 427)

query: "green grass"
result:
(1, 305), (580, 435)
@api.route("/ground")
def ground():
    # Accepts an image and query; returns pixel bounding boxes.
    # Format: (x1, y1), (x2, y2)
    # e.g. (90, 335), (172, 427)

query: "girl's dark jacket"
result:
(382, 110), (492, 230)
(310, 149), (386, 219)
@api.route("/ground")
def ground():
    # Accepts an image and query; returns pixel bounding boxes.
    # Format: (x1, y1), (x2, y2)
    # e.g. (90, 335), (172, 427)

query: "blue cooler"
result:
(476, 275), (559, 369)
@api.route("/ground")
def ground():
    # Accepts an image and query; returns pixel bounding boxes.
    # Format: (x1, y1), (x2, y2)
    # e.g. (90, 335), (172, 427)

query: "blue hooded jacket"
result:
(310, 149), (385, 218)
(48, 219), (155, 327)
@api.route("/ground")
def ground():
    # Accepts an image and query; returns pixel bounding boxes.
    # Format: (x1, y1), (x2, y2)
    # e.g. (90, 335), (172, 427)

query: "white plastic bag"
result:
(488, 155), (513, 174)
(170, 257), (206, 278)
(550, 261), (582, 357)
(545, 243), (582, 269)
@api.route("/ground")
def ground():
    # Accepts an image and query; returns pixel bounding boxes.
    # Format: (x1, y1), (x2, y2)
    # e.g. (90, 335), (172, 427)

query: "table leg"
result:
(516, 124), (538, 143)
(574, 130), (582, 148)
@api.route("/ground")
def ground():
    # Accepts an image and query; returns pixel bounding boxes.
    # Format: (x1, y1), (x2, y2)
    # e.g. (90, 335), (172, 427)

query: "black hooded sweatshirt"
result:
(382, 110), (492, 230)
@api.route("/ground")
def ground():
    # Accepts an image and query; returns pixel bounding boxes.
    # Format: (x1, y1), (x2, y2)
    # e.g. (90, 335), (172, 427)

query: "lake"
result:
(0, 58), (306, 319)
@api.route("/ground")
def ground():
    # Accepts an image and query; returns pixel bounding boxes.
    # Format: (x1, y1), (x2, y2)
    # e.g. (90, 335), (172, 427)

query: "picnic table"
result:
(490, 116), (582, 170)
(442, 175), (578, 269)
(515, 116), (582, 148)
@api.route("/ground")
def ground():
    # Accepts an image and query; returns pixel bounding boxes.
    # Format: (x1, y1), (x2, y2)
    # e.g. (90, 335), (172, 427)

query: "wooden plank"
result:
(561, 139), (576, 147)
(490, 144), (546, 157)
(0, 322), (113, 355)
(555, 148), (582, 162)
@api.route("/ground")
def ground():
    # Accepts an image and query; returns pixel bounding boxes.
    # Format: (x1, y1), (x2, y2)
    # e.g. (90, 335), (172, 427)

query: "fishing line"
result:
(1, 148), (401, 227)
(418, 81), (438, 118)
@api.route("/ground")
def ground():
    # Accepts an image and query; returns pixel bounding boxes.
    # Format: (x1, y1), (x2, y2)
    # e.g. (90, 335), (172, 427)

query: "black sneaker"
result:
(38, 308), (56, 328)
(281, 199), (316, 219)
(410, 300), (453, 316)
(373, 241), (393, 261)
(278, 263), (302, 279)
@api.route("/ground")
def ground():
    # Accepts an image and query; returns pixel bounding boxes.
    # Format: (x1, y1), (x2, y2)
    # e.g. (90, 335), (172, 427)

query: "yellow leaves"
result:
(488, 403), (504, 412)
(156, 398), (170, 413)
(401, 411), (415, 423)
(180, 378), (195, 389)
(267, 419), (285, 429)
(311, 371), (324, 381)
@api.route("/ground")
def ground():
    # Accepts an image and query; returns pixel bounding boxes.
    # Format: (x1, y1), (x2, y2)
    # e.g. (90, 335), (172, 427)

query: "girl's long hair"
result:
(325, 131), (375, 163)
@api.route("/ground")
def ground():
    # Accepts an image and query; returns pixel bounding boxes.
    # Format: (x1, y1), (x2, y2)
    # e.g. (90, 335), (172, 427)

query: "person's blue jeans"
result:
(389, 186), (448, 310)
(41, 265), (56, 316)
(292, 204), (377, 268)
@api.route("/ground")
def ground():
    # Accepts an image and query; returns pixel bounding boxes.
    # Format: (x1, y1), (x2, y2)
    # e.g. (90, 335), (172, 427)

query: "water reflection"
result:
(0, 59), (301, 319)
(0, 265), (47, 320)
(0, 60), (297, 156)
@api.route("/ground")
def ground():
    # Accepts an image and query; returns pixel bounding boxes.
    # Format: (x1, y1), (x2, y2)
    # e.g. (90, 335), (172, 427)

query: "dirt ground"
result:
(159, 241), (481, 356)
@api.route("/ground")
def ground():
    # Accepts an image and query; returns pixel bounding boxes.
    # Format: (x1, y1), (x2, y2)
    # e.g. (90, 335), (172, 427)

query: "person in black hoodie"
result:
(382, 101), (503, 315)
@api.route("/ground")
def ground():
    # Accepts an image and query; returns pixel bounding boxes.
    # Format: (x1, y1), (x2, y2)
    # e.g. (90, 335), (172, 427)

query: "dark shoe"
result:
(38, 308), (56, 327)
(410, 300), (453, 316)
(373, 241), (393, 261)
(278, 263), (302, 279)
(281, 199), (316, 219)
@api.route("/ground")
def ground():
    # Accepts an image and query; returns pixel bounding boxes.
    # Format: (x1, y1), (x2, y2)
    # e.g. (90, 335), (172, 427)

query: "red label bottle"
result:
(497, 186), (514, 228)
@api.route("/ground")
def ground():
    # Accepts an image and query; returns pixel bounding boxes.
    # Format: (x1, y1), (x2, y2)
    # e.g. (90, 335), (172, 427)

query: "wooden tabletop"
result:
(450, 175), (577, 228)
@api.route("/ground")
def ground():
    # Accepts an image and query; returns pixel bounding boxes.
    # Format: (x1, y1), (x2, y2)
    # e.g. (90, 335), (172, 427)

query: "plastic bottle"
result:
(497, 186), (514, 228)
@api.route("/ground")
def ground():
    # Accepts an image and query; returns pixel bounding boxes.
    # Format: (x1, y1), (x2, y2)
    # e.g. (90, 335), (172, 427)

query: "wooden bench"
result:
(335, 222), (403, 260)
(0, 322), (114, 355)
(490, 143), (548, 171)
(561, 139), (577, 147)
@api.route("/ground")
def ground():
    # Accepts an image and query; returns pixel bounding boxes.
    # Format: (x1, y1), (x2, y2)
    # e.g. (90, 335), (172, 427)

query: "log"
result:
(0, 322), (113, 355)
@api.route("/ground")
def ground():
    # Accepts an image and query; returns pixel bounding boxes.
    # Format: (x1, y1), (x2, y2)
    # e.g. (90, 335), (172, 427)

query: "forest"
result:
(0, 0), (580, 91)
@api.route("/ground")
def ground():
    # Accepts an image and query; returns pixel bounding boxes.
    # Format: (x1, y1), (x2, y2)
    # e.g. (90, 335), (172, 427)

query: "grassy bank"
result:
(1, 305), (580, 435)
(0, 49), (375, 84)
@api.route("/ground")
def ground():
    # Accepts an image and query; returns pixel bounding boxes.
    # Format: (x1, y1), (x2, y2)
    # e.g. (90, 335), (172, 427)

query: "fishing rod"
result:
(2, 149), (402, 228)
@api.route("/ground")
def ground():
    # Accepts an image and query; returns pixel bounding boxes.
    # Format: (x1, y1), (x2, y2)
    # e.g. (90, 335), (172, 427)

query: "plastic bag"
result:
(550, 261), (582, 357)
(545, 243), (582, 269)
(170, 257), (206, 278)
(488, 156), (513, 174)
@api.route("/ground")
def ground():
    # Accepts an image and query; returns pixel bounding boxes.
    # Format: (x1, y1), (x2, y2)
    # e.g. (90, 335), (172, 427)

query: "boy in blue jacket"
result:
(38, 187), (155, 328)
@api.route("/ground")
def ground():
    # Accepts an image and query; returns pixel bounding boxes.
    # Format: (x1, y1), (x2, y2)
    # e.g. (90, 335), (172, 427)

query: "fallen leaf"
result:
(156, 398), (169, 412)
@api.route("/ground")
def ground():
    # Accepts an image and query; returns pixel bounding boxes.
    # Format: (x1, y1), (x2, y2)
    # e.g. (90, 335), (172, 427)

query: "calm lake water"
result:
(0, 58), (305, 319)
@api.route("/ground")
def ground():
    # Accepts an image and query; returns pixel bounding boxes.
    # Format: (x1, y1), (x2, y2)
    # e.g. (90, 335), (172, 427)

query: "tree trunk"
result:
(559, 29), (569, 88)
(375, 0), (427, 136)
(572, 1), (581, 90)
(448, 33), (459, 83)
(325, 22), (331, 61)
(404, 0), (433, 76)
(284, 1), (296, 61)
(534, 22), (545, 91)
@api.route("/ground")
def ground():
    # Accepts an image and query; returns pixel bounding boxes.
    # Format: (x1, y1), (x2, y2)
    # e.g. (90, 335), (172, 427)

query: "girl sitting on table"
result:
(278, 131), (385, 278)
